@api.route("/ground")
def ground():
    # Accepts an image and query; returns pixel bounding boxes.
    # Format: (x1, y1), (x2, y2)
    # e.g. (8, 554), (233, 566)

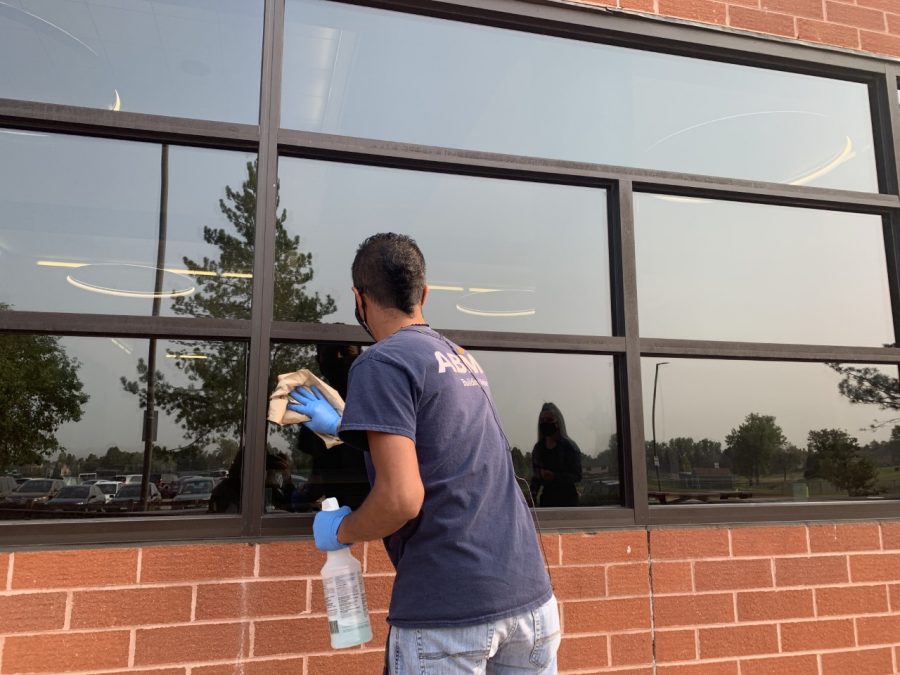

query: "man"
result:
(289, 233), (558, 674)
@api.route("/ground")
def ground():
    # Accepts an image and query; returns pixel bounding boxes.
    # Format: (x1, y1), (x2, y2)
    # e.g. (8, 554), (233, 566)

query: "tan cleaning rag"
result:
(267, 369), (345, 449)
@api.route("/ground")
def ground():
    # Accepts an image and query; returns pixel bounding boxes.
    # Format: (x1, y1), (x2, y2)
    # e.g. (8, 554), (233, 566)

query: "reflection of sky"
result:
(635, 196), (894, 346)
(643, 358), (898, 448)
(53, 337), (243, 456)
(282, 0), (877, 191)
(276, 158), (611, 335)
(0, 0), (263, 123)
(0, 131), (255, 315)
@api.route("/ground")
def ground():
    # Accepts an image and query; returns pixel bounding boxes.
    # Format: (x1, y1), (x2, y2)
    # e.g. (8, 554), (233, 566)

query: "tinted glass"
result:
(642, 358), (900, 504)
(635, 195), (894, 346)
(0, 335), (246, 519)
(267, 344), (619, 511)
(0, 0), (263, 123)
(0, 131), (256, 318)
(275, 159), (610, 335)
(282, 0), (877, 191)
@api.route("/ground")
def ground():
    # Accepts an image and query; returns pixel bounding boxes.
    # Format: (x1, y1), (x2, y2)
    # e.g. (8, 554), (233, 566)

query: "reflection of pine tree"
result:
(0, 305), (89, 468)
(122, 161), (336, 449)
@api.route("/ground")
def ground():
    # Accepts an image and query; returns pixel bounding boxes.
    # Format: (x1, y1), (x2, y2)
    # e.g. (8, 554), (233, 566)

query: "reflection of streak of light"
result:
(37, 260), (251, 278)
(0, 2), (98, 56)
(66, 275), (195, 299)
(165, 353), (208, 360)
(455, 289), (536, 318)
(110, 338), (133, 355)
(0, 129), (46, 137)
(111, 89), (121, 112)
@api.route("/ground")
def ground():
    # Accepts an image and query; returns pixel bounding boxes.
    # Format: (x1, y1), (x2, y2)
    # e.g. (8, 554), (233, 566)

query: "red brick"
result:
(134, 623), (250, 665)
(610, 631), (653, 666)
(821, 647), (894, 675)
(364, 541), (396, 574)
(561, 530), (647, 565)
(891, 582), (900, 610)
(781, 618), (855, 651)
(369, 611), (390, 647)
(546, 565), (605, 601)
(797, 17), (861, 48)
(883, 522), (900, 549)
(888, 13), (900, 33)
(653, 593), (734, 627)
(761, 0), (824, 18)
(307, 651), (394, 675)
(196, 580), (308, 620)
(193, 660), (306, 675)
(729, 6), (796, 37)
(558, 634), (609, 671)
(72, 586), (192, 628)
(657, 662), (738, 675)
(2, 630), (130, 673)
(12, 548), (137, 589)
(650, 528), (730, 559)
(857, 614), (900, 645)
(827, 0), (888, 30)
(651, 562), (693, 594)
(0, 592), (66, 633)
(255, 616), (333, 655)
(861, 28), (900, 56)
(141, 543), (255, 583)
(858, 0), (900, 11)
(658, 0), (728, 24)
(699, 624), (778, 658)
(816, 584), (889, 616)
(564, 597), (651, 632)
(258, 540), (324, 577)
(0, 552), (8, 589)
(775, 555), (848, 586)
(607, 563), (649, 596)
(694, 559), (772, 591)
(621, 0), (655, 11)
(736, 589), (814, 621)
(809, 523), (881, 553)
(730, 526), (808, 557)
(740, 654), (819, 675)
(850, 552), (900, 582)
(655, 629), (696, 662)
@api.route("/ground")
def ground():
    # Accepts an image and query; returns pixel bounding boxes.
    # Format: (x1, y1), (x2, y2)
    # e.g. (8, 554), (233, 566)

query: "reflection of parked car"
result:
(47, 485), (107, 511)
(107, 483), (161, 511)
(0, 476), (18, 498)
(4, 479), (65, 507)
(93, 481), (123, 503)
(172, 477), (215, 507)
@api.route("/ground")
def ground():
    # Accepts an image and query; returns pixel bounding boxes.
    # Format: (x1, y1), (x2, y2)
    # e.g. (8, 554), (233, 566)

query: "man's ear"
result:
(420, 285), (429, 307)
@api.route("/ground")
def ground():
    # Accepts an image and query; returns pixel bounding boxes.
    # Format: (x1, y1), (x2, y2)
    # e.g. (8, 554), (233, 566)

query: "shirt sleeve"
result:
(338, 356), (418, 451)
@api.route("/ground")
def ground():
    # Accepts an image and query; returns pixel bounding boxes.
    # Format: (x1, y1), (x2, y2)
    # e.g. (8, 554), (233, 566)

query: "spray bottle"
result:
(320, 497), (373, 649)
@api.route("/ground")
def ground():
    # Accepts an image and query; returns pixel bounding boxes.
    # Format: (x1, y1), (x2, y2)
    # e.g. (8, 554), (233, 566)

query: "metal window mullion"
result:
(618, 180), (648, 525)
(240, 0), (286, 537)
(638, 338), (900, 364)
(0, 311), (252, 340)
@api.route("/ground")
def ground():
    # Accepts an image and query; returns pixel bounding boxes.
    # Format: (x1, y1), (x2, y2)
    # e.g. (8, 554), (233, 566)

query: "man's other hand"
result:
(287, 385), (341, 436)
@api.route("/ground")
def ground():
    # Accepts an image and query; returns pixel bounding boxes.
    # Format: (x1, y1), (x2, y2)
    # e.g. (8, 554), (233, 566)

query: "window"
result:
(2, 0), (900, 544)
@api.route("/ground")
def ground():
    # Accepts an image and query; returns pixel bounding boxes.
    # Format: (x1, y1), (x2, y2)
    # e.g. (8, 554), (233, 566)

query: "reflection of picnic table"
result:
(649, 491), (753, 504)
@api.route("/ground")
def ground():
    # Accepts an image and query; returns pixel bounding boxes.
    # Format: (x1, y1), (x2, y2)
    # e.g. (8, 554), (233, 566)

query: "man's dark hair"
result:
(352, 233), (426, 314)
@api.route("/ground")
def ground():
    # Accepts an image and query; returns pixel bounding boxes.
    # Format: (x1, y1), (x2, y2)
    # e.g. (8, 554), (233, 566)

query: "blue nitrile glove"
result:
(287, 385), (341, 436)
(313, 505), (352, 551)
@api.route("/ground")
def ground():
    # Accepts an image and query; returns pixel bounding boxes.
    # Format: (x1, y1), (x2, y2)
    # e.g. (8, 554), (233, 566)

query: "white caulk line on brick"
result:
(253, 544), (260, 578)
(191, 585), (198, 621)
(64, 591), (73, 630)
(128, 628), (136, 668)
(136, 548), (143, 584)
(5, 553), (13, 591)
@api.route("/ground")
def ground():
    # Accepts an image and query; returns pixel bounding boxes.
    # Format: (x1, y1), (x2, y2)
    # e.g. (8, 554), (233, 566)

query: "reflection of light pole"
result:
(651, 361), (669, 492)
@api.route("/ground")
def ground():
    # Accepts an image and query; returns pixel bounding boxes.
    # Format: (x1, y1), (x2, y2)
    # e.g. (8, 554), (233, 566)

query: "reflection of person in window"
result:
(530, 402), (582, 507)
(292, 343), (370, 511)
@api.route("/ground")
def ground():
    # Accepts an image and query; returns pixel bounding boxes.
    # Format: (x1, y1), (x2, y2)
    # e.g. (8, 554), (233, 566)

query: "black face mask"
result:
(539, 422), (559, 436)
(355, 297), (376, 341)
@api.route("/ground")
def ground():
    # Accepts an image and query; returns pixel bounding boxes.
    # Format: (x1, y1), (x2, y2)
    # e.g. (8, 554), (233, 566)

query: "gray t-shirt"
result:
(339, 325), (552, 628)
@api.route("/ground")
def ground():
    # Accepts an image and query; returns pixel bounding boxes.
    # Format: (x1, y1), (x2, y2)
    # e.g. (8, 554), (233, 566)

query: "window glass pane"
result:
(0, 0), (263, 123)
(275, 158), (610, 335)
(642, 358), (900, 505)
(0, 335), (246, 520)
(0, 131), (256, 318)
(635, 195), (894, 346)
(282, 0), (877, 191)
(267, 345), (619, 511)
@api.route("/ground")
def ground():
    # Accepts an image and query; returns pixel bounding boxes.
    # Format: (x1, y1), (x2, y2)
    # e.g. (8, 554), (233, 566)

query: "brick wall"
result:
(0, 520), (898, 674)
(572, 0), (900, 59)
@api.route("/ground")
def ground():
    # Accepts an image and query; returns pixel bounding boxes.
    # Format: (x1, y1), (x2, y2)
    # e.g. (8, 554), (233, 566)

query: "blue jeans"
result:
(388, 595), (560, 675)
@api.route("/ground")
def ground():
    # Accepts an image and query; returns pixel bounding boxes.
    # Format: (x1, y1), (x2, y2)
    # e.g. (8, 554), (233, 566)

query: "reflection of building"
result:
(2, 1), (900, 672)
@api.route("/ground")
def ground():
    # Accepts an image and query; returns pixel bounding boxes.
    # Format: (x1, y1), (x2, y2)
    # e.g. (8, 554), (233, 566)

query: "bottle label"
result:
(323, 570), (370, 635)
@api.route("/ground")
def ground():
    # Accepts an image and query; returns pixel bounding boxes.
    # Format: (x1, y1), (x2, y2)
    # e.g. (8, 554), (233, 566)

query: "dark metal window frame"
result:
(3, 0), (900, 548)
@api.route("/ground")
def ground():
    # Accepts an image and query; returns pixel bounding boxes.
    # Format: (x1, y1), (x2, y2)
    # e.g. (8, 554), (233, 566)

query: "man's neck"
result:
(370, 308), (427, 341)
